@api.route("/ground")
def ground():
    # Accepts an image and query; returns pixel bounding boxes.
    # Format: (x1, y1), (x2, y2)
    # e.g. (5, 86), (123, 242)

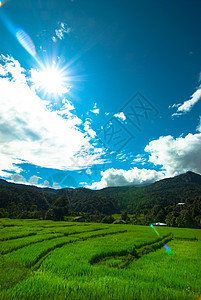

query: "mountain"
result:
(0, 171), (201, 227)
(149, 171), (201, 187)
(98, 171), (201, 210)
(0, 178), (57, 194)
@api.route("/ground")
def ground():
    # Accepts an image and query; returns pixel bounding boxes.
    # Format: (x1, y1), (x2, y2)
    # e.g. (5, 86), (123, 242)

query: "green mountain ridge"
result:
(0, 171), (201, 228)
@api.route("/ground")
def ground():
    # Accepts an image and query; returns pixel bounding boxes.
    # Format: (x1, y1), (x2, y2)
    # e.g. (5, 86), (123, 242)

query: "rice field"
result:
(0, 218), (200, 299)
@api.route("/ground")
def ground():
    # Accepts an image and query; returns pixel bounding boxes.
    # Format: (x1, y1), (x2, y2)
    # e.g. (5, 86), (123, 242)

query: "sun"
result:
(39, 67), (65, 95)
(31, 64), (70, 97)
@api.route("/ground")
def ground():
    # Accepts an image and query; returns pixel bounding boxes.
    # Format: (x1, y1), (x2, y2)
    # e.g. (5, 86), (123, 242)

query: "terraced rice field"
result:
(0, 218), (200, 299)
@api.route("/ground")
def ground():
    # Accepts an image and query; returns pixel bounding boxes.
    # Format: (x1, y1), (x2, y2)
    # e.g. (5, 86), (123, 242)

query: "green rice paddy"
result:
(0, 218), (200, 299)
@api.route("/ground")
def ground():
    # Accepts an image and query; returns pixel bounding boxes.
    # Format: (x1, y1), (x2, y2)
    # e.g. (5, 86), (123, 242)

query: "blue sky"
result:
(0, 0), (201, 189)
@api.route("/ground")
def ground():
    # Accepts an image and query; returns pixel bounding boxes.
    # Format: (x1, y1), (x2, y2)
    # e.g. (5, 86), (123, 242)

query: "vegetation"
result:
(0, 218), (200, 299)
(0, 171), (201, 228)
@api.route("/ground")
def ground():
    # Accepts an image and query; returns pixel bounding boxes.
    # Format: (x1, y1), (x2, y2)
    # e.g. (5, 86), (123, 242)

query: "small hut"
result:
(113, 219), (126, 224)
(152, 222), (167, 226)
(73, 216), (85, 222)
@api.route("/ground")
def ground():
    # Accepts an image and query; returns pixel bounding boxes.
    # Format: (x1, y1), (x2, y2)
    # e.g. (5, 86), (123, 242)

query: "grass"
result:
(0, 218), (200, 299)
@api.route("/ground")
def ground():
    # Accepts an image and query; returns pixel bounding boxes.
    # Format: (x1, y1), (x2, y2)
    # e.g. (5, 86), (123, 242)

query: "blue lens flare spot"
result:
(150, 225), (173, 256)
(163, 243), (174, 257)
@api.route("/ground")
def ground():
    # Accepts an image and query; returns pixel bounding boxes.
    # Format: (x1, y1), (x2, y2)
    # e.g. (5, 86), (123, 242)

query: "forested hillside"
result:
(0, 172), (201, 228)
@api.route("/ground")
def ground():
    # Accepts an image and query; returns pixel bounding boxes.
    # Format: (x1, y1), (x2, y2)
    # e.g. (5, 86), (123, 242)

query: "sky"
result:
(0, 0), (201, 190)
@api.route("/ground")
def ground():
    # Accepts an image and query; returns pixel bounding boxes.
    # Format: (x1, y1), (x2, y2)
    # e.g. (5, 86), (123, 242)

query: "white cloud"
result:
(79, 181), (88, 186)
(132, 154), (147, 165)
(196, 116), (201, 132)
(90, 117), (201, 189)
(86, 168), (92, 175)
(145, 133), (201, 176)
(9, 173), (46, 187)
(90, 167), (166, 189)
(43, 180), (50, 187)
(116, 152), (127, 162)
(28, 175), (41, 185)
(90, 103), (100, 114)
(83, 119), (96, 138)
(114, 112), (126, 121)
(0, 55), (105, 177)
(52, 36), (57, 43)
(10, 173), (26, 183)
(53, 182), (61, 189)
(0, 154), (23, 178)
(52, 22), (71, 42)
(171, 87), (201, 116)
(91, 108), (100, 114)
(55, 100), (81, 127)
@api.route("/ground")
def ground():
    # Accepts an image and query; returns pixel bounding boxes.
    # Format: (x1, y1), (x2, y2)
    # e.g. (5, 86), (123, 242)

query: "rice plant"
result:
(0, 218), (200, 300)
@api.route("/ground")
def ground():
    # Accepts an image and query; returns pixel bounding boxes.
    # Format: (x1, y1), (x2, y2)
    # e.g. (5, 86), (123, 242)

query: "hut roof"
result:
(113, 219), (126, 224)
(74, 216), (85, 221)
(152, 222), (167, 226)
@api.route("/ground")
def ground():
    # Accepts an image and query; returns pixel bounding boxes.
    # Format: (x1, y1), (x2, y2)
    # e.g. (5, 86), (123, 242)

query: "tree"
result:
(45, 209), (56, 220)
(121, 211), (130, 222)
(51, 196), (69, 221)
(155, 208), (166, 223)
(194, 215), (201, 228)
(176, 210), (193, 228)
(101, 216), (115, 224)
(165, 212), (177, 227)
(0, 208), (9, 218)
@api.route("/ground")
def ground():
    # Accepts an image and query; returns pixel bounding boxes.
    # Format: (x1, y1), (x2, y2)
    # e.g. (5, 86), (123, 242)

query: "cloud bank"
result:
(90, 118), (201, 189)
(145, 133), (201, 176)
(90, 167), (166, 189)
(0, 55), (104, 178)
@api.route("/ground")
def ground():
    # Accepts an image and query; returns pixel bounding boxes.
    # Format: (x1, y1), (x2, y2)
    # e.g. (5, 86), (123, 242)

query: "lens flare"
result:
(163, 243), (174, 256)
(0, 8), (36, 57)
(16, 28), (36, 57)
(0, 0), (8, 8)
(150, 224), (173, 256)
(150, 224), (160, 237)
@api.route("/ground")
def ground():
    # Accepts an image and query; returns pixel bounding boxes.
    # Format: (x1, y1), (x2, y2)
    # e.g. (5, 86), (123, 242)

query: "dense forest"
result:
(0, 171), (201, 228)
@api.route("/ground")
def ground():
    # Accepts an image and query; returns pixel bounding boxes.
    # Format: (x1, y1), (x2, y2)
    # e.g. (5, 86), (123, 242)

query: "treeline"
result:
(143, 195), (201, 228)
(0, 185), (120, 221)
(0, 171), (201, 228)
(0, 185), (54, 219)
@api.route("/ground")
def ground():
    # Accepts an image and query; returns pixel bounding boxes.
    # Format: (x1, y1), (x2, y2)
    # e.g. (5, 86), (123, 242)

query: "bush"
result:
(101, 216), (115, 224)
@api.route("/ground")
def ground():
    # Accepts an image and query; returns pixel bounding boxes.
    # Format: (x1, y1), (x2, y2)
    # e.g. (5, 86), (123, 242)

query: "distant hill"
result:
(149, 171), (201, 188)
(0, 178), (57, 194)
(0, 171), (201, 227)
(99, 171), (201, 211)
